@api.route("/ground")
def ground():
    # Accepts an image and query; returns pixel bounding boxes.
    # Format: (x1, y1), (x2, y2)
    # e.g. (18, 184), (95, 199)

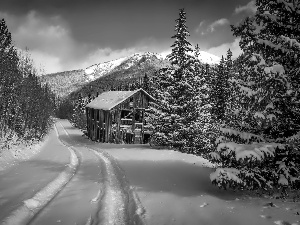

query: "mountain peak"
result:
(84, 52), (164, 81)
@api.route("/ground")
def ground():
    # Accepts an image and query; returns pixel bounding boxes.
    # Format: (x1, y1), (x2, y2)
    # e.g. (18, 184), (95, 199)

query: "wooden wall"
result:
(86, 90), (152, 144)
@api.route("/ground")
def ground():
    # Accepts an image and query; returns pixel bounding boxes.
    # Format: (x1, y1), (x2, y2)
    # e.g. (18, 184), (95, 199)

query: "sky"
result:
(0, 0), (257, 74)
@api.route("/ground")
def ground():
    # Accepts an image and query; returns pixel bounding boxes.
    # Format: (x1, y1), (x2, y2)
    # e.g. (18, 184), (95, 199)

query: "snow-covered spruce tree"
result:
(148, 9), (206, 153)
(201, 50), (236, 156)
(185, 43), (221, 155)
(0, 19), (22, 139)
(210, 0), (300, 193)
(210, 56), (231, 122)
(167, 8), (193, 67)
(71, 93), (86, 130)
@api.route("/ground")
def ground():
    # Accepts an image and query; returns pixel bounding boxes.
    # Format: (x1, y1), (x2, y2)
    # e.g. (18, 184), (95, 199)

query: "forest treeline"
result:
(0, 19), (55, 150)
(69, 1), (300, 195)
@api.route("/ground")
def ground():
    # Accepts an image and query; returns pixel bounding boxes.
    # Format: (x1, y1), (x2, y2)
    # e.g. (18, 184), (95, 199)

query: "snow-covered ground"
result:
(0, 121), (145, 225)
(1, 120), (299, 225)
(65, 121), (299, 225)
(85, 145), (300, 225)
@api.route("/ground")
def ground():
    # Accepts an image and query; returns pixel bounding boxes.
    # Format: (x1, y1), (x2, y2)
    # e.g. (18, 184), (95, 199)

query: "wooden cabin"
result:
(85, 88), (155, 144)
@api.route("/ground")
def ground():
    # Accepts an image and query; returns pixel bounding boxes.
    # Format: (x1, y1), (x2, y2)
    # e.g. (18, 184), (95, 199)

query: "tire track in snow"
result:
(84, 148), (147, 225)
(57, 120), (146, 225)
(1, 123), (79, 225)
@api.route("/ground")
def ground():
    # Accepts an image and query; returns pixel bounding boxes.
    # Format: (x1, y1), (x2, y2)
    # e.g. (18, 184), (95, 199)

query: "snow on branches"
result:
(210, 0), (300, 193)
(210, 130), (299, 191)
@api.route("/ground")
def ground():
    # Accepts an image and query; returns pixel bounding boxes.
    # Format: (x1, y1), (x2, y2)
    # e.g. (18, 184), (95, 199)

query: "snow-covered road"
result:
(1, 119), (299, 225)
(0, 122), (73, 224)
(0, 120), (145, 225)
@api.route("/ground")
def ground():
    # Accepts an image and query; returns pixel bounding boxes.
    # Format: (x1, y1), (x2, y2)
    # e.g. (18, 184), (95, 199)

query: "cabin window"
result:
(121, 110), (132, 119)
(135, 109), (144, 123)
(120, 109), (133, 126)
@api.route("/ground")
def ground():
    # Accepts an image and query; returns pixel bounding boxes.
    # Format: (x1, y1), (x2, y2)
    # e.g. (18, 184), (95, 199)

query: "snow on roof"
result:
(86, 88), (155, 110)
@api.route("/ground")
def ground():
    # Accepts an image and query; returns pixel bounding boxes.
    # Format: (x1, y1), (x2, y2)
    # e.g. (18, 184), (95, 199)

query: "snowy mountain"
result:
(84, 56), (128, 81)
(83, 51), (220, 81)
(198, 51), (221, 64)
(156, 50), (221, 65)
(42, 51), (220, 98)
(84, 52), (166, 82)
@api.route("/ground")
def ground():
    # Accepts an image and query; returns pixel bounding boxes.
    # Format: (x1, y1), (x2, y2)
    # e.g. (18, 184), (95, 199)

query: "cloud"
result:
(196, 18), (229, 36)
(234, 1), (257, 14)
(0, 10), (88, 73)
(208, 18), (229, 32)
(206, 38), (243, 59)
(13, 12), (72, 55)
(81, 37), (172, 68)
(1, 11), (173, 74)
(195, 21), (205, 33)
(29, 50), (63, 74)
(82, 47), (138, 68)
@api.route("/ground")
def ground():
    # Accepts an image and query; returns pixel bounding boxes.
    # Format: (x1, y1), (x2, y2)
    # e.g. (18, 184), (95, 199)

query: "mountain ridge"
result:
(40, 51), (220, 99)
(84, 51), (220, 82)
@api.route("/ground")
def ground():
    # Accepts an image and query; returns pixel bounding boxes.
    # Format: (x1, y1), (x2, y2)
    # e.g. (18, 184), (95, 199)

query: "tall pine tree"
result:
(167, 9), (193, 67)
(149, 9), (203, 153)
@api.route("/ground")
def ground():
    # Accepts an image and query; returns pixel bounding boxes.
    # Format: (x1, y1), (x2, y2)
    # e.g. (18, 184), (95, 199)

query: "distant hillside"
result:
(39, 69), (86, 98)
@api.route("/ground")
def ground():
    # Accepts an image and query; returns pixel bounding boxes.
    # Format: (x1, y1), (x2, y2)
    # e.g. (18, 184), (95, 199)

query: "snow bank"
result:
(0, 133), (51, 172)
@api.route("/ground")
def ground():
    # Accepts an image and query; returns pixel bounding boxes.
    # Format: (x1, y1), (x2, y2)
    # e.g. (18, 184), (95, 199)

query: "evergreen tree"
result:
(211, 56), (227, 121)
(167, 8), (193, 67)
(194, 43), (201, 58)
(0, 19), (21, 137)
(210, 0), (300, 192)
(230, 0), (300, 139)
(55, 98), (73, 119)
(149, 9), (202, 152)
(1, 18), (55, 147)
(87, 93), (92, 104)
(71, 93), (86, 130)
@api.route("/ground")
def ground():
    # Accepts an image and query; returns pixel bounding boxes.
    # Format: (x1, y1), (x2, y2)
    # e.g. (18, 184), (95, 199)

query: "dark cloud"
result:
(0, 0), (249, 73)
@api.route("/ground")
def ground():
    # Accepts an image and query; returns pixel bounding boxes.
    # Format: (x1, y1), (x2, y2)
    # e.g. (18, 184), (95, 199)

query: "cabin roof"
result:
(85, 88), (155, 110)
